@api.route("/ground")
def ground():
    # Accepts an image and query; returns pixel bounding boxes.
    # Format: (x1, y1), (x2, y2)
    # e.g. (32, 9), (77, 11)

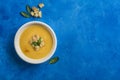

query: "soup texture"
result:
(20, 24), (53, 59)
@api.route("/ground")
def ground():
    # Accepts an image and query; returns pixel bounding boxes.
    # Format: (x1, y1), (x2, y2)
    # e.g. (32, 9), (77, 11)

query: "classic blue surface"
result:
(0, 0), (120, 80)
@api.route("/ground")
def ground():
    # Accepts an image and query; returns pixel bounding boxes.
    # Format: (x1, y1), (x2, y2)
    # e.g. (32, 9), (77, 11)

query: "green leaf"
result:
(37, 38), (41, 45)
(32, 42), (37, 46)
(26, 5), (32, 14)
(49, 57), (59, 64)
(20, 12), (30, 18)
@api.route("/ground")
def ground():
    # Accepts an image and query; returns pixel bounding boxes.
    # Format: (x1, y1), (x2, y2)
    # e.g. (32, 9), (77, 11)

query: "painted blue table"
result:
(0, 0), (120, 80)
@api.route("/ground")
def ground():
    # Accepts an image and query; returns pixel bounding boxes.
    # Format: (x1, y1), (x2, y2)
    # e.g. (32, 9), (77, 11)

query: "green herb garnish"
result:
(20, 12), (30, 18)
(49, 57), (59, 64)
(32, 42), (38, 46)
(37, 37), (41, 45)
(31, 38), (41, 46)
(26, 5), (32, 14)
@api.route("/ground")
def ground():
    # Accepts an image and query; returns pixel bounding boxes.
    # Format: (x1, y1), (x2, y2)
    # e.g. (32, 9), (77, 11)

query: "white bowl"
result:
(14, 21), (57, 64)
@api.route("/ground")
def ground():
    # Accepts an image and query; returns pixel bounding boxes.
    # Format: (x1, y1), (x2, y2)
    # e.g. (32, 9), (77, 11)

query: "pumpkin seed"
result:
(20, 12), (30, 18)
(49, 57), (59, 64)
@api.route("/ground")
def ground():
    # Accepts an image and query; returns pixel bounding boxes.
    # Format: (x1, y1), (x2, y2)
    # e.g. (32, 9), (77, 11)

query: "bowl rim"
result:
(14, 21), (57, 64)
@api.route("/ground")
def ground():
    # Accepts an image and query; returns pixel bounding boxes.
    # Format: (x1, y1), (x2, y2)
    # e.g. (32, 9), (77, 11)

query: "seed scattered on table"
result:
(20, 3), (44, 18)
(39, 3), (44, 8)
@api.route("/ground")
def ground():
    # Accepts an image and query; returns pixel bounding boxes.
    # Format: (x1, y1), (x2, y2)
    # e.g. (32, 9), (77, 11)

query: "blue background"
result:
(0, 0), (120, 80)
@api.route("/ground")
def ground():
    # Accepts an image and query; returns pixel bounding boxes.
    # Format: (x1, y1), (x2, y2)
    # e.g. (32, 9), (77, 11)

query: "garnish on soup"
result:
(30, 35), (45, 51)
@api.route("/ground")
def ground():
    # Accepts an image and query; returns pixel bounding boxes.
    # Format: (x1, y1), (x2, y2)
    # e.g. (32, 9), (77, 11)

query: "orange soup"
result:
(20, 24), (53, 59)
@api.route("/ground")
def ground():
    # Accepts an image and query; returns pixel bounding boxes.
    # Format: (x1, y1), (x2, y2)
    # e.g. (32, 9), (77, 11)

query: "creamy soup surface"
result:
(20, 24), (53, 59)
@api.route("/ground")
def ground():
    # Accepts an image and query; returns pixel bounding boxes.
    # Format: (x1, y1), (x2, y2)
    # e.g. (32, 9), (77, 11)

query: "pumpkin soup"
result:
(20, 24), (53, 59)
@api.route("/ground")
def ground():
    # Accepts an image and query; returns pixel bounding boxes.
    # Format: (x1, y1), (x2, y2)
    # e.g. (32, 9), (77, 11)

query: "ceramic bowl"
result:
(14, 21), (57, 64)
